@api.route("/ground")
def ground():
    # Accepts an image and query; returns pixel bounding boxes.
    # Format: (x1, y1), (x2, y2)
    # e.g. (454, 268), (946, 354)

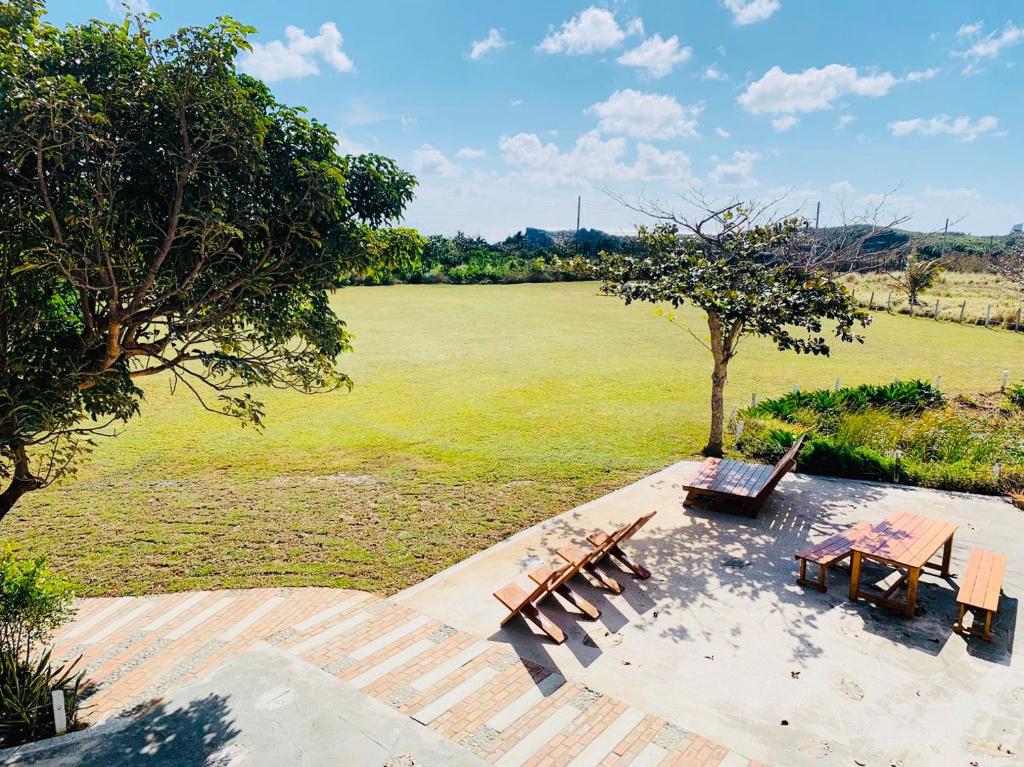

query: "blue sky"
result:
(46, 1), (1024, 238)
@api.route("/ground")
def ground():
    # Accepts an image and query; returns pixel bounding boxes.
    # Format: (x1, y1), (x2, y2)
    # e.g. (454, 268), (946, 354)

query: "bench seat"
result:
(795, 522), (873, 592)
(953, 549), (1006, 641)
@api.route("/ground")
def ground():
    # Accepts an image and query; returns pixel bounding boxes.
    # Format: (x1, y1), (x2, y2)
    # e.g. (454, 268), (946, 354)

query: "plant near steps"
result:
(0, 548), (83, 746)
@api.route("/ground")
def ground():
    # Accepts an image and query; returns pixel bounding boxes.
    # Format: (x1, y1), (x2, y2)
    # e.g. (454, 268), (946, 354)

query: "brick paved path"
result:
(52, 588), (764, 767)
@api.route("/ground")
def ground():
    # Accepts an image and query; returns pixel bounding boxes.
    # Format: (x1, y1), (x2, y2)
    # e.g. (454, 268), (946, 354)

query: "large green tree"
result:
(0, 3), (417, 519)
(587, 203), (872, 457)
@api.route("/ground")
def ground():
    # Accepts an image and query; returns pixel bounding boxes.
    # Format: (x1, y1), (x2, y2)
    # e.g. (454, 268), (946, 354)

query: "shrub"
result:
(797, 438), (903, 483)
(736, 421), (796, 464)
(0, 648), (85, 747)
(744, 380), (942, 422)
(1007, 383), (1024, 410)
(0, 549), (82, 746)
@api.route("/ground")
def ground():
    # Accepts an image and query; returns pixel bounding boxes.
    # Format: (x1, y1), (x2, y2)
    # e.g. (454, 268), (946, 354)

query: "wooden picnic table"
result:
(848, 511), (959, 618)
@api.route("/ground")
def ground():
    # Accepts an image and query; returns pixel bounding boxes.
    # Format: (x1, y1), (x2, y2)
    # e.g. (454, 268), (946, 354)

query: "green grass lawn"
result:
(7, 282), (1024, 596)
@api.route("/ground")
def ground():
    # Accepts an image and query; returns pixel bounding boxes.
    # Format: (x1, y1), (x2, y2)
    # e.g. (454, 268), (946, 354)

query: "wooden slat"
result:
(957, 550), (1006, 612)
(797, 522), (873, 565)
(903, 520), (957, 569)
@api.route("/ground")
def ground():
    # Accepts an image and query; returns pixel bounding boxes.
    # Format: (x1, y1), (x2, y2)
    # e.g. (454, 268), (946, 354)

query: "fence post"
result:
(1001, 370), (1009, 392)
(51, 690), (67, 736)
(934, 300), (940, 320)
(985, 305), (991, 327)
(1017, 307), (1022, 333)
(750, 392), (757, 408)
(834, 377), (841, 392)
(934, 375), (942, 391)
(869, 291), (875, 310)
(886, 293), (892, 311)
(959, 301), (966, 324)
(792, 384), (800, 394)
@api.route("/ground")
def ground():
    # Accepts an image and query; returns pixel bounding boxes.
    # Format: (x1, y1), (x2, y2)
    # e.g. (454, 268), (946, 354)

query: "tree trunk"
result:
(0, 447), (40, 523)
(704, 314), (729, 457)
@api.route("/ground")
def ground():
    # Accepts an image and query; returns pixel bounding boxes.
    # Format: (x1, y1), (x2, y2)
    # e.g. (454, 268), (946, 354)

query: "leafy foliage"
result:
(0, 648), (84, 747)
(737, 381), (1024, 495)
(889, 249), (943, 307)
(0, 548), (74, 660)
(0, 3), (416, 517)
(1008, 383), (1024, 410)
(745, 380), (943, 422)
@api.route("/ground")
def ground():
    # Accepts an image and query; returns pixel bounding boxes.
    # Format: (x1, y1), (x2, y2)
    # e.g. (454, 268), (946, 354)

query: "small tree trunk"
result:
(0, 447), (40, 523)
(704, 313), (729, 457)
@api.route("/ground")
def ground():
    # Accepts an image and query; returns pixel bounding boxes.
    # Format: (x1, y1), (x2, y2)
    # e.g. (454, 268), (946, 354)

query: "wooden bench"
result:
(584, 511), (657, 580)
(953, 549), (1006, 641)
(682, 434), (805, 518)
(795, 521), (872, 592)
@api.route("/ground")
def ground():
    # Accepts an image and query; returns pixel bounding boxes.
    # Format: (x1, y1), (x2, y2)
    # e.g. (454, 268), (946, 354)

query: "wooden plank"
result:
(982, 554), (1006, 612)
(957, 553), (985, 607)
(903, 523), (957, 569)
(854, 512), (926, 560)
(967, 552), (995, 609)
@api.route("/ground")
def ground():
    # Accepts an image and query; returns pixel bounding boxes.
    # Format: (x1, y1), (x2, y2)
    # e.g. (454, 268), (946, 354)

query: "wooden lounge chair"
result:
(682, 434), (805, 518)
(556, 540), (623, 594)
(493, 562), (572, 644)
(584, 511), (657, 579)
(953, 549), (1006, 641)
(795, 521), (872, 592)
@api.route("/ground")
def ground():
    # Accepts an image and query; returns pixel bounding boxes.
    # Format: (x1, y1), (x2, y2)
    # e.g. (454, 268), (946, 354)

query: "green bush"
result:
(0, 549), (82, 746)
(744, 380), (943, 422)
(797, 438), (903, 483)
(0, 648), (85, 747)
(1008, 383), (1024, 410)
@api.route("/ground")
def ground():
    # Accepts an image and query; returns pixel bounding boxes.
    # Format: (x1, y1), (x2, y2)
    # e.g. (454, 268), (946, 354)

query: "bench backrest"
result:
(756, 433), (806, 500)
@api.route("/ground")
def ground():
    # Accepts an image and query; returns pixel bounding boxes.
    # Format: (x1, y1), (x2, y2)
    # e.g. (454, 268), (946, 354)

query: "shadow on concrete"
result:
(962, 594), (1017, 666)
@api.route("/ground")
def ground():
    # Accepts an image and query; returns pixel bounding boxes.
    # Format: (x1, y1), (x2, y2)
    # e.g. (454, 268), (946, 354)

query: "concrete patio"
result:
(396, 461), (1024, 766)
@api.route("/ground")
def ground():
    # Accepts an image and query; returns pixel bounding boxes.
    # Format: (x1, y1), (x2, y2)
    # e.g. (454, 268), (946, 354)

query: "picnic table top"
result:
(850, 511), (959, 569)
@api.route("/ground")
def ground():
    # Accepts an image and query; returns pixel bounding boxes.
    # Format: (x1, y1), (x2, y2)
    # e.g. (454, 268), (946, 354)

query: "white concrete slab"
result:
(62, 597), (134, 639)
(291, 593), (371, 632)
(142, 592), (208, 632)
(493, 704), (580, 767)
(411, 666), (499, 725)
(348, 638), (435, 690)
(566, 706), (645, 767)
(166, 596), (234, 641)
(288, 611), (372, 655)
(409, 641), (489, 691)
(349, 614), (432, 660)
(630, 742), (670, 767)
(219, 596), (287, 642)
(83, 598), (162, 644)
(484, 672), (565, 732)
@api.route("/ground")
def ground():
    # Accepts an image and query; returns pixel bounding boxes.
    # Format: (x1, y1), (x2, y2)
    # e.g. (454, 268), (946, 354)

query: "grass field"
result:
(6, 282), (1024, 597)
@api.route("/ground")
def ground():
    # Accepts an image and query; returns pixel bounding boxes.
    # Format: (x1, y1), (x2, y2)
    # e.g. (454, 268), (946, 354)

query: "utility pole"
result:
(575, 195), (581, 254)
(940, 217), (949, 259)
(814, 201), (820, 230)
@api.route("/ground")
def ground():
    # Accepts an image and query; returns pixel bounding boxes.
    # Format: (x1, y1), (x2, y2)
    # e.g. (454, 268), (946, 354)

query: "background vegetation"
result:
(4, 283), (1023, 597)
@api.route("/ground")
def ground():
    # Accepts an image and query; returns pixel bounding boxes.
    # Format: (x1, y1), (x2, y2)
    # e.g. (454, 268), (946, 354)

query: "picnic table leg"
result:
(982, 610), (994, 641)
(954, 604), (966, 634)
(940, 536), (954, 577)
(848, 552), (862, 601)
(904, 567), (920, 618)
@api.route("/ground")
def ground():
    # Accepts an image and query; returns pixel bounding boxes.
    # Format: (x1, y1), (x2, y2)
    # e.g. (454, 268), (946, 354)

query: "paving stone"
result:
(653, 721), (689, 750)
(568, 686), (603, 711)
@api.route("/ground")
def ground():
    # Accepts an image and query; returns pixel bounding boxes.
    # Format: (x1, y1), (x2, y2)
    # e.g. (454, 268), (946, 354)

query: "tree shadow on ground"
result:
(60, 695), (240, 767)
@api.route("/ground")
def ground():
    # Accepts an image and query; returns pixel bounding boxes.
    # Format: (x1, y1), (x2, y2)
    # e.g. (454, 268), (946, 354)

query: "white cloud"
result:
(924, 185), (981, 201)
(412, 144), (459, 177)
(107, 0), (150, 12)
(510, 99), (524, 107)
(739, 64), (897, 114)
(954, 22), (1024, 61)
(587, 89), (702, 140)
(335, 133), (369, 156)
(538, 7), (640, 55)
(400, 116), (417, 129)
(498, 130), (692, 186)
(888, 114), (1000, 142)
(829, 180), (855, 196)
(616, 34), (692, 78)
(905, 67), (939, 81)
(239, 23), (354, 82)
(722, 0), (781, 25)
(771, 115), (799, 132)
(456, 147), (487, 159)
(709, 150), (760, 187)
(715, 127), (731, 138)
(957, 21), (983, 38)
(469, 28), (507, 60)
(835, 113), (855, 129)
(701, 64), (729, 81)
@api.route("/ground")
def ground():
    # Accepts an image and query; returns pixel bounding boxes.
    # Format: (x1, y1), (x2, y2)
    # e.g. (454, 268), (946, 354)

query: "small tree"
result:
(0, 4), (417, 519)
(890, 248), (943, 308)
(586, 203), (870, 457)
